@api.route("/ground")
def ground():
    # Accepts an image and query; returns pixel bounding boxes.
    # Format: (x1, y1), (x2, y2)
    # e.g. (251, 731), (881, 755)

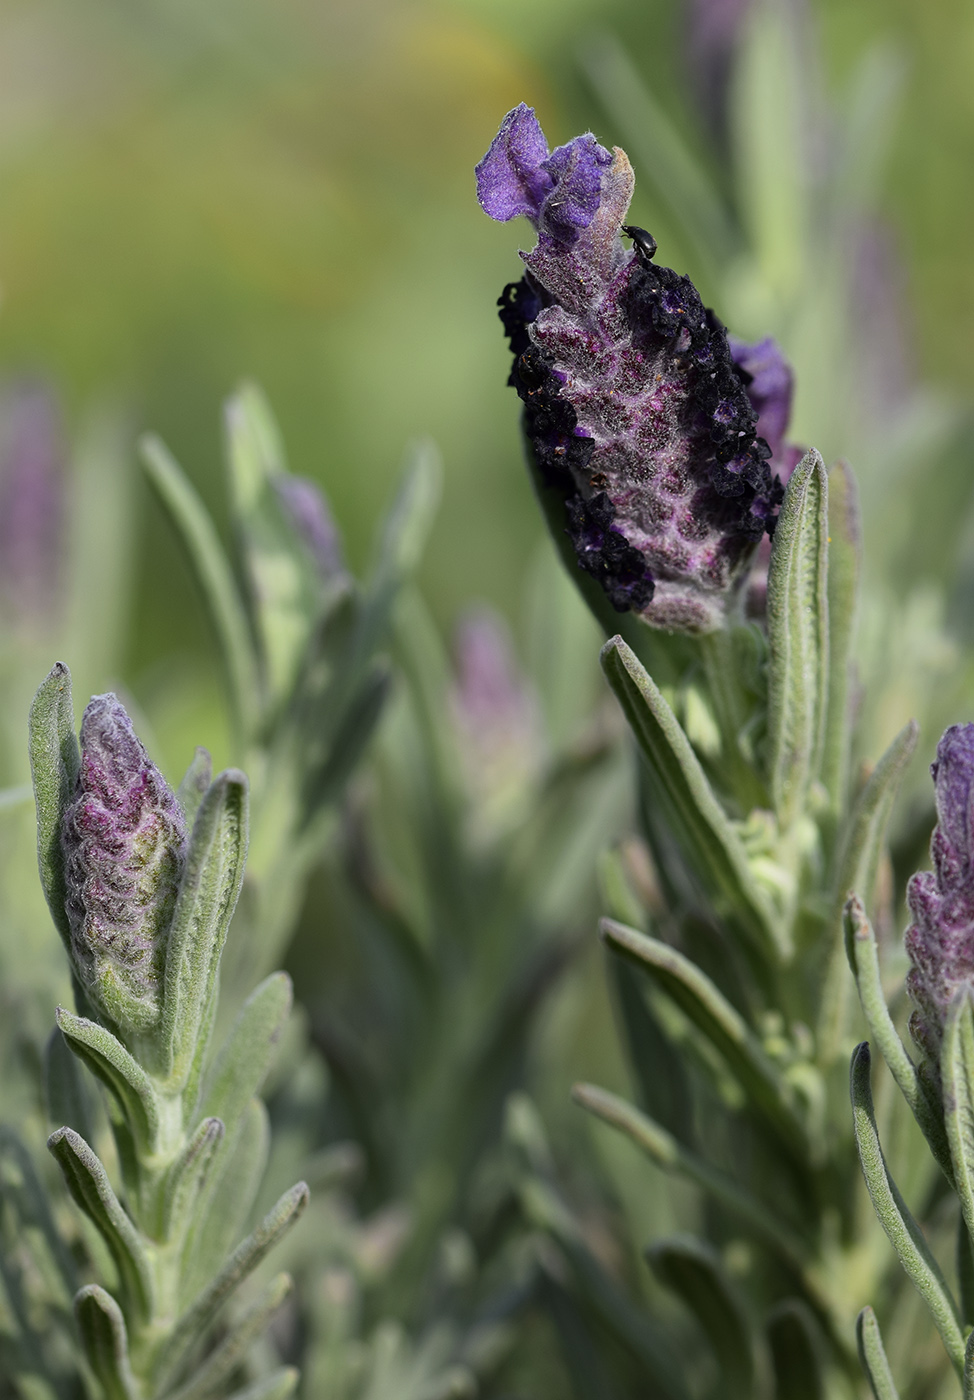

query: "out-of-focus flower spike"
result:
(61, 695), (186, 1034)
(476, 105), (784, 633)
(273, 474), (345, 579)
(904, 724), (974, 1076)
(0, 378), (65, 630)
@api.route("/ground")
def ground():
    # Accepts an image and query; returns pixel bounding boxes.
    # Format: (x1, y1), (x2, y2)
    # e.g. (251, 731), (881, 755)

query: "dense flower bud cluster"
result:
(61, 694), (186, 1031)
(905, 724), (974, 1069)
(476, 104), (787, 633)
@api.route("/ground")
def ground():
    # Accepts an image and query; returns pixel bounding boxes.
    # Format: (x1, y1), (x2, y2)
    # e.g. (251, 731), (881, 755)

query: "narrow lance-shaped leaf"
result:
(75, 1285), (138, 1400)
(821, 460), (862, 816)
(765, 448), (829, 828)
(142, 435), (261, 741)
(850, 1042), (965, 1374)
(159, 770), (249, 1096)
(856, 1307), (901, 1400)
(601, 920), (808, 1156)
(942, 988), (974, 1244)
(818, 720), (918, 1063)
(48, 1128), (154, 1322)
(966, 1329), (974, 1400)
(844, 897), (951, 1178)
(766, 1301), (824, 1400)
(161, 1117), (224, 1244)
(600, 638), (785, 958)
(199, 973), (292, 1135)
(28, 662), (78, 951)
(56, 1009), (162, 1161)
(166, 1273), (292, 1400)
(647, 1238), (755, 1400)
(177, 748), (213, 831)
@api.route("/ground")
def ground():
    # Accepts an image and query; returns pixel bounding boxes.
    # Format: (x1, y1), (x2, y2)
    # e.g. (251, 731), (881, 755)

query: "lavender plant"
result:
(26, 665), (306, 1400)
(475, 98), (957, 1399)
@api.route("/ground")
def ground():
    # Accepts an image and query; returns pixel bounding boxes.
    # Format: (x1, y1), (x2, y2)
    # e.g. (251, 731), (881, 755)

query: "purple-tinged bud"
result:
(273, 475), (345, 579)
(904, 724), (974, 1072)
(61, 695), (186, 1033)
(0, 379), (65, 630)
(476, 106), (783, 633)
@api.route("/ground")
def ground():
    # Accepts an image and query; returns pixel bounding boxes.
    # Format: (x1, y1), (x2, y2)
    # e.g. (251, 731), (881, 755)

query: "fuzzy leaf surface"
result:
(75, 1285), (138, 1400)
(28, 663), (79, 952)
(647, 1237), (754, 1398)
(856, 1306), (900, 1400)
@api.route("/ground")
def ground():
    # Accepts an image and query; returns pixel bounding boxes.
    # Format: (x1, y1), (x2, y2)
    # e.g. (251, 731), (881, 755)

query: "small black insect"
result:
(622, 225), (658, 263)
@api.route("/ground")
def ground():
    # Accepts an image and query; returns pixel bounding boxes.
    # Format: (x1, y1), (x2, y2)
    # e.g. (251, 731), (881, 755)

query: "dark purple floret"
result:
(904, 724), (974, 1071)
(274, 475), (344, 578)
(61, 695), (186, 1032)
(477, 105), (783, 632)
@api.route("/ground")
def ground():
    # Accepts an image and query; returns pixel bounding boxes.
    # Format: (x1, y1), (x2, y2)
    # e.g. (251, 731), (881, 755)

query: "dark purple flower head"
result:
(273, 475), (344, 579)
(476, 106), (783, 633)
(905, 724), (974, 1071)
(61, 695), (186, 1033)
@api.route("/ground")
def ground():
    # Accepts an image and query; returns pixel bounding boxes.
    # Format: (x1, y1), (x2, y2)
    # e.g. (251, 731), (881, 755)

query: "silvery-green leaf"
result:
(572, 1083), (806, 1266)
(28, 662), (78, 953)
(177, 748), (213, 830)
(165, 1273), (292, 1400)
(74, 1284), (138, 1400)
(942, 987), (974, 1243)
(608, 956), (693, 1144)
(160, 770), (249, 1096)
(766, 1300), (824, 1400)
(601, 920), (807, 1156)
(224, 384), (322, 711)
(821, 460), (862, 817)
(160, 1182), (308, 1392)
(850, 1042), (964, 1373)
(959, 1220), (974, 1327)
(818, 721), (918, 1063)
(600, 638), (784, 958)
(300, 661), (390, 828)
(766, 449), (829, 829)
(844, 897), (951, 1177)
(0, 1126), (79, 1301)
(161, 1117), (224, 1244)
(55, 1009), (161, 1161)
(142, 435), (261, 742)
(181, 1097), (269, 1304)
(199, 972), (292, 1135)
(47, 1128), (153, 1322)
(647, 1237), (755, 1399)
(856, 1306), (900, 1400)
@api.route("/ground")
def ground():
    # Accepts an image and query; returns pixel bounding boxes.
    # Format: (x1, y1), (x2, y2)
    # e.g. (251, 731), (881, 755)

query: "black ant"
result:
(622, 225), (658, 263)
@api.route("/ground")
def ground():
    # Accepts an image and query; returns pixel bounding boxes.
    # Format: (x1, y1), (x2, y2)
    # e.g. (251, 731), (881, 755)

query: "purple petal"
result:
(538, 134), (614, 246)
(729, 336), (794, 464)
(475, 103), (553, 224)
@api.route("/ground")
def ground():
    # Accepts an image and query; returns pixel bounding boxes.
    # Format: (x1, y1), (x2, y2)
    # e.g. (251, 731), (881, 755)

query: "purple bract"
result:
(905, 724), (974, 1070)
(61, 695), (186, 1032)
(476, 104), (784, 632)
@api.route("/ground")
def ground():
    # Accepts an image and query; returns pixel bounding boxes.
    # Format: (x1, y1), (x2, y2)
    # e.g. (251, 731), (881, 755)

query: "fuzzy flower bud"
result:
(476, 103), (783, 633)
(905, 724), (974, 1071)
(61, 695), (186, 1033)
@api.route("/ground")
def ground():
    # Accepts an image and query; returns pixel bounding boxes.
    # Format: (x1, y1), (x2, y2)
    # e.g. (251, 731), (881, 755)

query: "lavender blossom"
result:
(476, 104), (782, 633)
(61, 695), (186, 1032)
(904, 725), (974, 1072)
(273, 474), (345, 578)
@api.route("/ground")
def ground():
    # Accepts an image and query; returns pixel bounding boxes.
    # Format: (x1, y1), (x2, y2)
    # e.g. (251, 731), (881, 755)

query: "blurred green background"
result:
(1, 0), (971, 730)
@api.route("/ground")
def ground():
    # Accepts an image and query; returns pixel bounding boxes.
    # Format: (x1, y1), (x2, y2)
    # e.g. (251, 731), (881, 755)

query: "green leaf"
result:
(161, 1182), (308, 1391)
(177, 748), (213, 829)
(958, 1219), (974, 1327)
(166, 1273), (293, 1400)
(160, 770), (249, 1096)
(142, 434), (261, 742)
(608, 956), (694, 1144)
(226, 1370), (299, 1400)
(47, 1128), (153, 1322)
(200, 973), (292, 1134)
(856, 1307), (901, 1400)
(966, 1329), (974, 1400)
(818, 721), (918, 1063)
(362, 439), (441, 654)
(28, 662), (79, 953)
(572, 1083), (806, 1266)
(821, 460), (862, 816)
(766, 1300), (824, 1400)
(844, 897), (951, 1177)
(300, 661), (390, 827)
(765, 449), (830, 829)
(161, 1117), (224, 1244)
(74, 1285), (138, 1400)
(647, 1237), (755, 1399)
(942, 988), (974, 1243)
(600, 638), (784, 958)
(849, 1041), (964, 1373)
(224, 383), (323, 711)
(0, 1126), (79, 1301)
(601, 920), (808, 1156)
(55, 1009), (161, 1161)
(183, 1097), (269, 1302)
